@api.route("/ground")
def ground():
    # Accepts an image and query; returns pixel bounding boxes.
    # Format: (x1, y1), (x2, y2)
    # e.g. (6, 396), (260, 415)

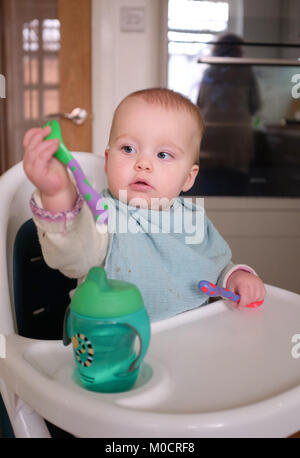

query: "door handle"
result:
(45, 107), (88, 125)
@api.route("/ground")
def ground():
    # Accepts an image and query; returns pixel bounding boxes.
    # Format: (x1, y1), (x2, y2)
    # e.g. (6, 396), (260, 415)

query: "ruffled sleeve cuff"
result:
(30, 189), (84, 233)
(222, 264), (258, 289)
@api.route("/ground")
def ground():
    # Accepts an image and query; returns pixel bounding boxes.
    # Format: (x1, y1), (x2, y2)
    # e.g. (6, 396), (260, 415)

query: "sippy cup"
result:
(63, 267), (151, 393)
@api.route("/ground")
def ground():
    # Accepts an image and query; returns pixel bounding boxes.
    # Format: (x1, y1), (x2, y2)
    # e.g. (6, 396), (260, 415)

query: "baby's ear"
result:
(182, 164), (199, 192)
(104, 148), (109, 174)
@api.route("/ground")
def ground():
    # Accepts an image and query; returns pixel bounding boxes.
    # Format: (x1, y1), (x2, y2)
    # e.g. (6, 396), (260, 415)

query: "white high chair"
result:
(1, 153), (300, 438)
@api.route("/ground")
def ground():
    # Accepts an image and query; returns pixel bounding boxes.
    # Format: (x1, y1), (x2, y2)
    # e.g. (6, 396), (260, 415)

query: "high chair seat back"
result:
(13, 218), (76, 339)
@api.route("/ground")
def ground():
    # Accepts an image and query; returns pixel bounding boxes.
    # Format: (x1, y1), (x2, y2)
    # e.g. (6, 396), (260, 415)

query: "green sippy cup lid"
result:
(70, 267), (145, 318)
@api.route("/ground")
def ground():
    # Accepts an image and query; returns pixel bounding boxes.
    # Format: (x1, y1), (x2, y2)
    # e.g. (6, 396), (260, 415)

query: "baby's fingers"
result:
(23, 127), (41, 149)
(238, 285), (266, 309)
(24, 125), (51, 152)
(245, 284), (266, 308)
(32, 139), (60, 172)
(24, 138), (59, 181)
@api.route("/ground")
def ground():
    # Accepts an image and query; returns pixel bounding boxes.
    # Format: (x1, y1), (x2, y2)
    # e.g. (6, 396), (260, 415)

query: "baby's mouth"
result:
(129, 179), (153, 191)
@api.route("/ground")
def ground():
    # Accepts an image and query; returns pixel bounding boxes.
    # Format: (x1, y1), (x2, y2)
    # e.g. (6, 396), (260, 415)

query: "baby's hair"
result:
(110, 87), (204, 164)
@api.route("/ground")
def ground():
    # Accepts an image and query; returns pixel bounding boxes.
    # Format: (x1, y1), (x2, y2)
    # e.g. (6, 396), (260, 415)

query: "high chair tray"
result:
(2, 284), (300, 437)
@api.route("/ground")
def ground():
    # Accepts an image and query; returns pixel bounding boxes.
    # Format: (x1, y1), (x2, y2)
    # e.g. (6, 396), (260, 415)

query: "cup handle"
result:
(123, 312), (150, 373)
(123, 323), (144, 373)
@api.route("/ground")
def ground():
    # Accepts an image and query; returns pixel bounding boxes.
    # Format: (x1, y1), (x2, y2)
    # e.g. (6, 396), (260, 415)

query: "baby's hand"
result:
(23, 125), (68, 196)
(226, 270), (266, 309)
(23, 125), (77, 212)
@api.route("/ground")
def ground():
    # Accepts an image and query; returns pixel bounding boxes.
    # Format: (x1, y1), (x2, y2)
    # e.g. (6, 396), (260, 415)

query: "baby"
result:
(23, 88), (266, 321)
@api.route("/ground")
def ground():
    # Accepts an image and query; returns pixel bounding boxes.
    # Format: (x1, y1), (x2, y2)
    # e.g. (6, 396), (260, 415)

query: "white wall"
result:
(91, 0), (167, 156)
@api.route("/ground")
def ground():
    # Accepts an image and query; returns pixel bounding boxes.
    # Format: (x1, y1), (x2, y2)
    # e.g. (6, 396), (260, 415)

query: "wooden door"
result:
(58, 0), (92, 152)
(0, 0), (92, 175)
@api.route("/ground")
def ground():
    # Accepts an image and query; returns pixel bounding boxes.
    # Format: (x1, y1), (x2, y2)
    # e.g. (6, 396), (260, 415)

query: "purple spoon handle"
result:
(198, 280), (240, 302)
(66, 158), (108, 224)
(198, 280), (264, 308)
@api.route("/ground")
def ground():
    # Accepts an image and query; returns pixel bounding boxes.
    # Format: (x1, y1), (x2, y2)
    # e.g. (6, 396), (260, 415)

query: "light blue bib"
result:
(102, 190), (232, 321)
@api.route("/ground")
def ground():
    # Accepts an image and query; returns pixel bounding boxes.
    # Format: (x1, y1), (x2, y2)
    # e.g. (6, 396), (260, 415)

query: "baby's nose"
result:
(135, 156), (152, 171)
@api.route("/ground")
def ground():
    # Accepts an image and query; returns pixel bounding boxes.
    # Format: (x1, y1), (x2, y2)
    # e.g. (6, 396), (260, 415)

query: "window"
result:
(23, 18), (60, 120)
(168, 0), (229, 102)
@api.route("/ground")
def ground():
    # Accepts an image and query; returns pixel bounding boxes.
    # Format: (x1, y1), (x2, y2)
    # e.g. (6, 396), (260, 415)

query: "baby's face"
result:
(105, 97), (199, 208)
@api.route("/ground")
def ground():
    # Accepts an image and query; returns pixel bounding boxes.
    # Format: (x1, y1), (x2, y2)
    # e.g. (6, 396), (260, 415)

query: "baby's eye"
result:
(157, 151), (173, 160)
(122, 145), (136, 154)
